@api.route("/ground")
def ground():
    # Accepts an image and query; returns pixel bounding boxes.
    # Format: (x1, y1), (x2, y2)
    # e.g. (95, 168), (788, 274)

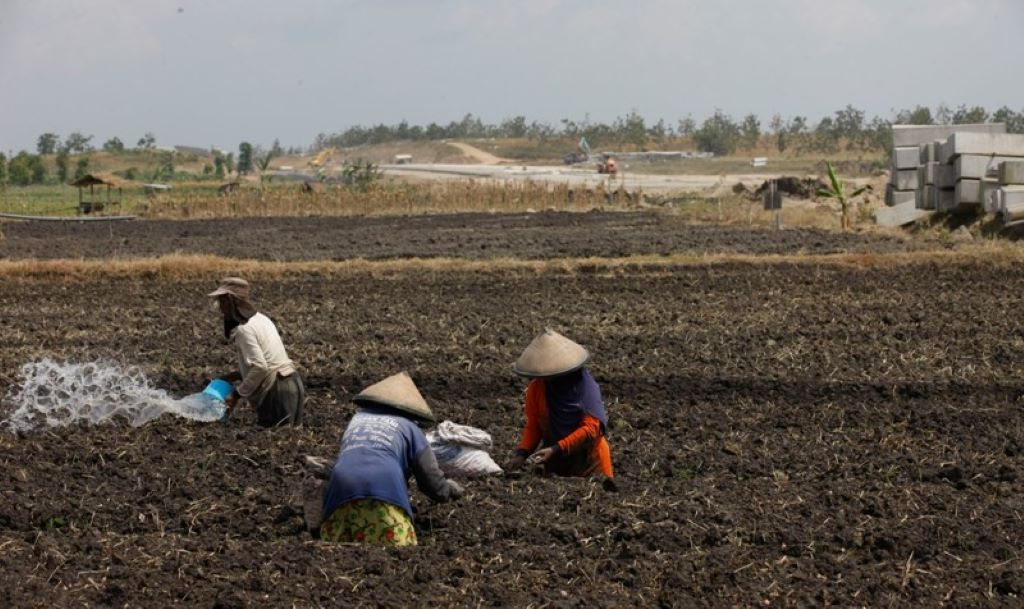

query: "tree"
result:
(817, 161), (870, 231)
(776, 130), (789, 153)
(37, 133), (60, 155)
(225, 152), (235, 176)
(73, 157), (90, 181)
(270, 138), (284, 157)
(619, 110), (647, 149)
(648, 118), (669, 139)
(896, 106), (933, 125)
(694, 110), (741, 156)
(8, 151), (47, 185)
(103, 137), (125, 152)
(833, 105), (865, 144)
(992, 106), (1024, 134)
(502, 116), (528, 139)
(56, 149), (70, 182)
(952, 104), (989, 124)
(740, 114), (761, 149)
(213, 153), (225, 179)
(137, 132), (156, 149)
(64, 131), (94, 153)
(237, 142), (253, 175)
(677, 115), (696, 137)
(0, 152), (7, 187)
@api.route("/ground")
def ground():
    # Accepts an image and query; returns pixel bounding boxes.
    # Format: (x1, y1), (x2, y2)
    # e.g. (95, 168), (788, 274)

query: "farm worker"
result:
(208, 277), (306, 427)
(505, 329), (613, 478)
(321, 372), (464, 546)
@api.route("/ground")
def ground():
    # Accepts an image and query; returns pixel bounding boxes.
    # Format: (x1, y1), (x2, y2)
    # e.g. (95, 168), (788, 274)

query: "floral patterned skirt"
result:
(320, 499), (417, 546)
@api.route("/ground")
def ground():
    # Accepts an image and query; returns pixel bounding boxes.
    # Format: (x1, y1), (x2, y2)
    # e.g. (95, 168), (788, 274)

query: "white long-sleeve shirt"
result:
(231, 312), (296, 404)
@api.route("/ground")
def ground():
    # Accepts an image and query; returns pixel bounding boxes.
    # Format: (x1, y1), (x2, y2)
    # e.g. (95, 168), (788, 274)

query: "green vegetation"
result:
(817, 161), (871, 230)
(312, 104), (1024, 157)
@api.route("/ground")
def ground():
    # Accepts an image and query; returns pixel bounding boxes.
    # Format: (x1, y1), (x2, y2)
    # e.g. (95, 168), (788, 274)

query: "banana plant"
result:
(817, 161), (871, 230)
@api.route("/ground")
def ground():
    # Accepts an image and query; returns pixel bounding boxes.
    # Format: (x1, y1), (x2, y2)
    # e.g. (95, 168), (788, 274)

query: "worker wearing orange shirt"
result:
(505, 329), (613, 478)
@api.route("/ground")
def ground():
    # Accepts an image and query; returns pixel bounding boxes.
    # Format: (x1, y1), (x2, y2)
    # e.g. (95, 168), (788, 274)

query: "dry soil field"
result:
(0, 214), (1021, 607)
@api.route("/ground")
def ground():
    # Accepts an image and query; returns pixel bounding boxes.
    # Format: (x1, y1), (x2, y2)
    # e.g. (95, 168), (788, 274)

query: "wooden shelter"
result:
(71, 173), (123, 214)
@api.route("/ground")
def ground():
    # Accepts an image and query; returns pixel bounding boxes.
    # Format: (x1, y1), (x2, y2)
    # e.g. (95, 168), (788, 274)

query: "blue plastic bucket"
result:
(203, 379), (233, 402)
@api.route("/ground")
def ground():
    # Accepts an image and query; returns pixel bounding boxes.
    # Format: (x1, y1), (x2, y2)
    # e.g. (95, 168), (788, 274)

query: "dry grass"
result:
(140, 180), (632, 219)
(3, 243), (1024, 282)
(138, 179), (880, 232)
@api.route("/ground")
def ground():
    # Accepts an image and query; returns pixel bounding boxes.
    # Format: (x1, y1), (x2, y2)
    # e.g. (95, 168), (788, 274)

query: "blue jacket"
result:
(323, 406), (460, 519)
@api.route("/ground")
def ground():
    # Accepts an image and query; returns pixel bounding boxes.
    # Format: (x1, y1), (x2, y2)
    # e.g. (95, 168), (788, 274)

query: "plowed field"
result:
(1, 252), (1022, 606)
(0, 211), (932, 260)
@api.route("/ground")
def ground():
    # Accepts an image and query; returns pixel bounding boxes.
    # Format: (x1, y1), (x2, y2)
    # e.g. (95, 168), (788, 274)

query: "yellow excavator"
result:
(308, 147), (337, 168)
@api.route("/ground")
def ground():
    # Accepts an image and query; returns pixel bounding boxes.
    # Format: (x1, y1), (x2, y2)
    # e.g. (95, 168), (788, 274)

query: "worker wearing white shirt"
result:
(208, 277), (305, 426)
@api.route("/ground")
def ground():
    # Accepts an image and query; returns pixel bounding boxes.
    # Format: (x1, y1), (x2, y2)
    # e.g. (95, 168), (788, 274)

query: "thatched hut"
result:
(70, 173), (124, 214)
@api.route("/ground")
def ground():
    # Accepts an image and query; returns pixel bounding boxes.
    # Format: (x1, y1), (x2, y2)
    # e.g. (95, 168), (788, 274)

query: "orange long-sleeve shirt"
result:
(516, 379), (613, 477)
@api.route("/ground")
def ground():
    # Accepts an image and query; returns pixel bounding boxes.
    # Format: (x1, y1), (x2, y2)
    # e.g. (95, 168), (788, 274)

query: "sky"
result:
(1, 0), (1023, 152)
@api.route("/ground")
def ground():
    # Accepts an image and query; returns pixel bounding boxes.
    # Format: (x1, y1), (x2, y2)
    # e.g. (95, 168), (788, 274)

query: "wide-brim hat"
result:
(513, 329), (590, 378)
(208, 277), (251, 300)
(353, 371), (436, 422)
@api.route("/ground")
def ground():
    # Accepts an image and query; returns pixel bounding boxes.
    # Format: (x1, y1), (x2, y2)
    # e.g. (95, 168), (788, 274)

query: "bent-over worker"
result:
(208, 277), (305, 427)
(505, 329), (613, 478)
(321, 372), (463, 546)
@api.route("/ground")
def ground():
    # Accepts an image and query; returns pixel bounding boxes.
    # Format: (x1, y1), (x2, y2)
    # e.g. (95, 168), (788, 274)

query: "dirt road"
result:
(379, 162), (781, 193)
(447, 141), (509, 164)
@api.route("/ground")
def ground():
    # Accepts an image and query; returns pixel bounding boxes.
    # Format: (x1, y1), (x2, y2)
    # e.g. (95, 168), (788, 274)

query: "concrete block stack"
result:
(998, 161), (1024, 223)
(939, 132), (1024, 211)
(888, 123), (1006, 211)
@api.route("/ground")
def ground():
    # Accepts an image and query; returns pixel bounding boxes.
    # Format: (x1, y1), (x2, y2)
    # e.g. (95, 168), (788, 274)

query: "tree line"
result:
(1, 132), (297, 186)
(4, 104), (1024, 188)
(313, 104), (1024, 157)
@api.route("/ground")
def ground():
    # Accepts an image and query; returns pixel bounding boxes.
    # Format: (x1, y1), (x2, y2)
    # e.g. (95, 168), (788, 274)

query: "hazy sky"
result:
(2, 0), (1023, 152)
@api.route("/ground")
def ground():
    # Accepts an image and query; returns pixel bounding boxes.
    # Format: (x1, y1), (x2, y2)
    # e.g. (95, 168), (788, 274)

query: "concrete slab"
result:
(893, 147), (919, 169)
(999, 161), (1024, 185)
(948, 132), (1024, 157)
(936, 164), (955, 189)
(1002, 186), (1024, 206)
(955, 155), (1016, 180)
(890, 189), (915, 206)
(919, 163), (936, 185)
(892, 123), (1006, 148)
(938, 139), (954, 164)
(955, 179), (982, 206)
(919, 141), (939, 165)
(936, 189), (955, 212)
(981, 179), (1002, 213)
(893, 169), (919, 190)
(918, 184), (935, 210)
(875, 201), (932, 227)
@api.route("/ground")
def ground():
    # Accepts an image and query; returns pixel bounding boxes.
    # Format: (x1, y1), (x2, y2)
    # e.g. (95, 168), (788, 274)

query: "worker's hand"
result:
(224, 392), (239, 409)
(504, 453), (527, 472)
(529, 447), (557, 464)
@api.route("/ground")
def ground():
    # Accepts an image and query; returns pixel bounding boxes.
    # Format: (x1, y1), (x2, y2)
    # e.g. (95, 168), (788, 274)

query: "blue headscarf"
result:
(544, 368), (608, 440)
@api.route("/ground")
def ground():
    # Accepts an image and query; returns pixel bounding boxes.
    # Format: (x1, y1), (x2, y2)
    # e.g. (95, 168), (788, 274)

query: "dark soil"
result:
(0, 211), (931, 260)
(1, 260), (1022, 606)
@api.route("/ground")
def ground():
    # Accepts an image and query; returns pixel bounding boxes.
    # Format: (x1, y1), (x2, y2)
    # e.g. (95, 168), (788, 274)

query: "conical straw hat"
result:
(513, 329), (590, 378)
(353, 371), (435, 421)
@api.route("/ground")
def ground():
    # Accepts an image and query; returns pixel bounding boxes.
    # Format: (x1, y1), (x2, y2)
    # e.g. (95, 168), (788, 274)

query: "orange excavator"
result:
(565, 137), (617, 175)
(597, 154), (618, 175)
